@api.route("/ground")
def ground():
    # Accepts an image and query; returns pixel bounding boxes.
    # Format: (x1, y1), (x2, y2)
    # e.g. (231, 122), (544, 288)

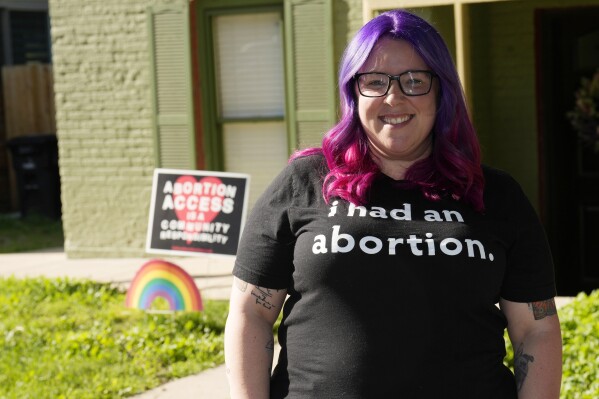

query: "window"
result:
(1, 9), (51, 65)
(212, 11), (288, 208)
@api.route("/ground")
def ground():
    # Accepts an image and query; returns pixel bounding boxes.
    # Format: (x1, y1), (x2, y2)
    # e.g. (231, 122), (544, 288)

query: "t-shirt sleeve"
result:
(498, 174), (557, 302)
(232, 161), (298, 289)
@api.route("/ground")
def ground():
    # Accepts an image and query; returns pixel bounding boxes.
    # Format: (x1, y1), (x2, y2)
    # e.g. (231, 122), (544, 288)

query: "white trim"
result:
(364, 0), (514, 20)
(151, 168), (251, 180)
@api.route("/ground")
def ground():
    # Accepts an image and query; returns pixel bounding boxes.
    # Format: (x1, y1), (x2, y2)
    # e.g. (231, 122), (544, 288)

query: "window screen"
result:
(213, 12), (285, 119)
(213, 11), (288, 210)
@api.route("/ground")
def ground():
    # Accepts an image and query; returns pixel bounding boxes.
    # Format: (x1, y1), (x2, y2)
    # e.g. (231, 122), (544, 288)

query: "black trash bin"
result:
(7, 134), (61, 219)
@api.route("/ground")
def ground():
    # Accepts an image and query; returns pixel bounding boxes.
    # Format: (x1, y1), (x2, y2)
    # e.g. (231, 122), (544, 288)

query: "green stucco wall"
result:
(333, 0), (364, 76)
(469, 0), (599, 208)
(49, 0), (183, 257)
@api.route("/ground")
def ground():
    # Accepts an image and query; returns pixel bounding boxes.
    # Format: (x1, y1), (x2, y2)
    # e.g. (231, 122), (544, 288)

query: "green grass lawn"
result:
(0, 214), (232, 398)
(0, 277), (228, 399)
(1, 282), (597, 398)
(0, 213), (64, 253)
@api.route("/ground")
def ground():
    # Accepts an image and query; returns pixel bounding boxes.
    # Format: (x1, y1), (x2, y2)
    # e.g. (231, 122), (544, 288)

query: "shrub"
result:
(559, 290), (599, 398)
(504, 290), (599, 398)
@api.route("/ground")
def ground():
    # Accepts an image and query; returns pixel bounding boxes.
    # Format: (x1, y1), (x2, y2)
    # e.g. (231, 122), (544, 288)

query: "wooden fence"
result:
(2, 63), (56, 139)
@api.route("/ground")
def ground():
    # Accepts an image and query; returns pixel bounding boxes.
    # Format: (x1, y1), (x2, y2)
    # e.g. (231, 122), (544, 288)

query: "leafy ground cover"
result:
(0, 213), (64, 253)
(558, 289), (599, 398)
(0, 277), (228, 399)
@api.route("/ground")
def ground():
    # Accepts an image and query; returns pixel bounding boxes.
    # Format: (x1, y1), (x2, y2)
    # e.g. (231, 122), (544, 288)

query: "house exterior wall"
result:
(50, 0), (365, 258)
(469, 0), (599, 207)
(470, 1), (542, 205)
(48, 0), (182, 257)
(333, 0), (364, 77)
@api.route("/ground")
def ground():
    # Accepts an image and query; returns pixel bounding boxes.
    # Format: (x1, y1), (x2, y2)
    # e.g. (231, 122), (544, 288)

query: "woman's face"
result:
(356, 37), (438, 171)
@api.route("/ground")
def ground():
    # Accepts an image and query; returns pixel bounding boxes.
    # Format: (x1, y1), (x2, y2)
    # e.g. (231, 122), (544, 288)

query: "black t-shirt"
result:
(233, 154), (556, 399)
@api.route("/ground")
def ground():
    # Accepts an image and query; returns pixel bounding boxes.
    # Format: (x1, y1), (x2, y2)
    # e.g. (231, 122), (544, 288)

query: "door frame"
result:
(535, 5), (599, 295)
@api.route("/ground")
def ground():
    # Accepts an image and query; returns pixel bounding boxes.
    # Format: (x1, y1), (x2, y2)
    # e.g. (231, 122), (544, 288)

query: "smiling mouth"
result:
(380, 115), (413, 125)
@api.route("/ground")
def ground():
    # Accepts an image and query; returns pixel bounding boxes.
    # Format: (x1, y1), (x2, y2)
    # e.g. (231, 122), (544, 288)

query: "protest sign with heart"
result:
(173, 175), (225, 231)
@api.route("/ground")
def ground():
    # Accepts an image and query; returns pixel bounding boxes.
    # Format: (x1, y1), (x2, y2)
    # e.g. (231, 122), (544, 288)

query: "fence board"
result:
(2, 63), (56, 140)
(1, 63), (56, 212)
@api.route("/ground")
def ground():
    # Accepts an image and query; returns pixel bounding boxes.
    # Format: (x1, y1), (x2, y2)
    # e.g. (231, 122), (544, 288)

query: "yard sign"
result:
(146, 168), (250, 257)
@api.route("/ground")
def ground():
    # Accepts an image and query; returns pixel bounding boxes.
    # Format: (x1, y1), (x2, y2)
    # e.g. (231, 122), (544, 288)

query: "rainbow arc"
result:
(125, 259), (203, 312)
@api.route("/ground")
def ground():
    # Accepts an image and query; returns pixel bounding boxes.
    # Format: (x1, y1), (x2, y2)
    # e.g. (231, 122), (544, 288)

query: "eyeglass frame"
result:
(353, 70), (438, 97)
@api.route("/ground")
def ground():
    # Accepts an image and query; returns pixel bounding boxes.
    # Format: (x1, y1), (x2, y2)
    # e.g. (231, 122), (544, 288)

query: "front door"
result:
(536, 6), (599, 295)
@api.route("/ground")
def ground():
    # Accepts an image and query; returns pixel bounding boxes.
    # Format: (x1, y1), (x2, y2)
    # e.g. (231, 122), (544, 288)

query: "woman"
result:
(225, 9), (562, 399)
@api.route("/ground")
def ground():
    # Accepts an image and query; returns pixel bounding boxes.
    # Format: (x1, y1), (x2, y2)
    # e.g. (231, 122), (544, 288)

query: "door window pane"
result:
(214, 12), (285, 118)
(223, 121), (288, 208)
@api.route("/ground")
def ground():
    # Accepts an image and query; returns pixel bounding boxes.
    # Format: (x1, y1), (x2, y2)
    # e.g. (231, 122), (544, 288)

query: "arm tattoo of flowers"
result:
(514, 343), (534, 391)
(528, 299), (557, 320)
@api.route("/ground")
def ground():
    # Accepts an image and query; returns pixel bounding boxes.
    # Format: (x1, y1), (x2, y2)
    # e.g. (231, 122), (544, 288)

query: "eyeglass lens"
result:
(357, 71), (433, 97)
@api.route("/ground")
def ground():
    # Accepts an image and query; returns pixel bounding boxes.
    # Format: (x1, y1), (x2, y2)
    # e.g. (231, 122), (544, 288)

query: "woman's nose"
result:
(384, 80), (406, 105)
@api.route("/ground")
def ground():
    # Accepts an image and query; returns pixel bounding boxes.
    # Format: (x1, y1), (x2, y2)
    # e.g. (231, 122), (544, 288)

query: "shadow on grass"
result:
(0, 212), (64, 253)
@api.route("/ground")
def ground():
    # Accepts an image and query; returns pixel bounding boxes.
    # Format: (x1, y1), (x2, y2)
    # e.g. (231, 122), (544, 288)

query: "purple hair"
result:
(292, 9), (484, 212)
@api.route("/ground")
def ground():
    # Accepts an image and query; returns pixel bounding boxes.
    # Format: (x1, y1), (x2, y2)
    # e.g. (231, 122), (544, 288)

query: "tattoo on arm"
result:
(251, 286), (279, 310)
(513, 343), (534, 391)
(266, 339), (276, 374)
(528, 298), (557, 320)
(266, 339), (274, 352)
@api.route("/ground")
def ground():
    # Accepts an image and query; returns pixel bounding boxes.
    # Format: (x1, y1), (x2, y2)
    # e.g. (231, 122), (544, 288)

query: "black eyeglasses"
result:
(354, 70), (437, 97)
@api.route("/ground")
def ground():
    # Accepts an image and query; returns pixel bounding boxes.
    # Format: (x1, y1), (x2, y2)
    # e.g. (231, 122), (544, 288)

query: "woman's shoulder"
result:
(481, 164), (532, 211)
(289, 149), (326, 165)
(282, 150), (328, 205)
(287, 149), (328, 177)
(482, 164), (521, 189)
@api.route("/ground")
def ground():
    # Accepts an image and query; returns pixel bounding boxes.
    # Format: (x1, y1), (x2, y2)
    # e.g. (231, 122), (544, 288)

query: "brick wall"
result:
(50, 0), (364, 258)
(49, 0), (182, 257)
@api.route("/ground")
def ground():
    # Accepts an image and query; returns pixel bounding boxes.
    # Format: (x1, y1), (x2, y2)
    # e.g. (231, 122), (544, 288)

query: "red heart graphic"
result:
(173, 176), (225, 238)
